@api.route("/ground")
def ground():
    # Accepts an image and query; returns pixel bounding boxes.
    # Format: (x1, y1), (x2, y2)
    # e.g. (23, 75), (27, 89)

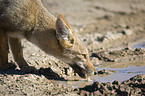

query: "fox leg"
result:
(9, 37), (37, 73)
(0, 30), (16, 70)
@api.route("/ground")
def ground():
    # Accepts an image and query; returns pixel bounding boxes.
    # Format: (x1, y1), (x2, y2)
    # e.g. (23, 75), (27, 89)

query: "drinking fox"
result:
(0, 0), (95, 78)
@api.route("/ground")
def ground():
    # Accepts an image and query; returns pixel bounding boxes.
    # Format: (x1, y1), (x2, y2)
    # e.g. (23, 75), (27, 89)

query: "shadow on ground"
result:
(0, 66), (67, 81)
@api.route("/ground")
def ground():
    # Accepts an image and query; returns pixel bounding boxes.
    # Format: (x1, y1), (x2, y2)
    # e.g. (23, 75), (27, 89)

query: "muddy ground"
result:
(0, 0), (145, 95)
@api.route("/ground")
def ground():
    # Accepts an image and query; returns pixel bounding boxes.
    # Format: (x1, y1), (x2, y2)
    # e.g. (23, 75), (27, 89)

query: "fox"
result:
(0, 0), (95, 79)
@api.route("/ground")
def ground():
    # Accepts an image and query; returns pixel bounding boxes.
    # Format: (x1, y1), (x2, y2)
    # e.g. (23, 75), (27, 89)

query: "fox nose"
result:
(86, 68), (95, 77)
(85, 64), (96, 76)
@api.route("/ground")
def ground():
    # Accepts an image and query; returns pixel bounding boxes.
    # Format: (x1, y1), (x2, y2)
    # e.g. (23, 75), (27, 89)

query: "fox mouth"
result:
(70, 63), (88, 78)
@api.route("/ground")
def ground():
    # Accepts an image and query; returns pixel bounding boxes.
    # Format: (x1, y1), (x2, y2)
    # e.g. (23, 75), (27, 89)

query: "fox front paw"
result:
(0, 63), (16, 71)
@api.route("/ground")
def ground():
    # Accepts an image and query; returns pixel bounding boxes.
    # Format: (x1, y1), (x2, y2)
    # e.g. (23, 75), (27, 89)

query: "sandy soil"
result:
(0, 0), (145, 95)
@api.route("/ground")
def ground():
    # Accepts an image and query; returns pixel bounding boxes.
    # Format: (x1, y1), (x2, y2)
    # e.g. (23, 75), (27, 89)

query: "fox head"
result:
(55, 14), (95, 78)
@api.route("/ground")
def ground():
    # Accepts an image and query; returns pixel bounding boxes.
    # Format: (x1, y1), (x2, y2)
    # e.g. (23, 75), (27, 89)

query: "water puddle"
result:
(133, 42), (145, 48)
(62, 59), (145, 88)
(93, 66), (145, 83)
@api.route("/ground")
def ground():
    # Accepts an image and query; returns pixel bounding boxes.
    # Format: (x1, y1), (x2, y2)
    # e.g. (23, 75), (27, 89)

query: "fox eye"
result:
(82, 54), (86, 59)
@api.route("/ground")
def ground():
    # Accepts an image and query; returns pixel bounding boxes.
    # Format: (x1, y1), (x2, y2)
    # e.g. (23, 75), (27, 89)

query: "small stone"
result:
(121, 29), (132, 35)
(135, 48), (141, 51)
(112, 80), (121, 85)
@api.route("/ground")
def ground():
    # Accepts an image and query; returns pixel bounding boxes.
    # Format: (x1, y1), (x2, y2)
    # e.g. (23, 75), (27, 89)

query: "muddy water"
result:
(93, 59), (145, 82)
(61, 59), (145, 88)
(133, 42), (145, 48)
(93, 66), (145, 83)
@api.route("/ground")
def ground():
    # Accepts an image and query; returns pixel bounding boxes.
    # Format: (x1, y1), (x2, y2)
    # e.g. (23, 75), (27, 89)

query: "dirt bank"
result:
(77, 74), (145, 96)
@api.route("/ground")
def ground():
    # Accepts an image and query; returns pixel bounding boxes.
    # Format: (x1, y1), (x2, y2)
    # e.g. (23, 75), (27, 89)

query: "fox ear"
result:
(56, 14), (76, 49)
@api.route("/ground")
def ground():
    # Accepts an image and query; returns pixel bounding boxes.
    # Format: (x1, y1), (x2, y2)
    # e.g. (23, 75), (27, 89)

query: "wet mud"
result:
(77, 74), (145, 96)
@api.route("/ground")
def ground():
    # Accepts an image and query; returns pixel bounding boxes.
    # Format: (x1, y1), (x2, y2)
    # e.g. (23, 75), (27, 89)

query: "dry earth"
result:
(0, 0), (145, 95)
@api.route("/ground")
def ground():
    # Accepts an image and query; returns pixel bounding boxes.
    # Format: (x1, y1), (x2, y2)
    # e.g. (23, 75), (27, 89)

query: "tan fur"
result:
(0, 0), (95, 78)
